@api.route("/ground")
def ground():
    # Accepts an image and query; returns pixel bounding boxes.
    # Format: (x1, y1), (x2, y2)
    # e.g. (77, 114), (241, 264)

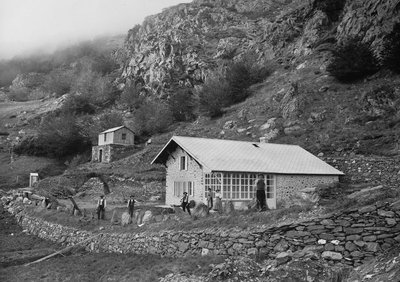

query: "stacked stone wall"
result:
(92, 145), (135, 163)
(5, 199), (400, 267)
(324, 156), (400, 186)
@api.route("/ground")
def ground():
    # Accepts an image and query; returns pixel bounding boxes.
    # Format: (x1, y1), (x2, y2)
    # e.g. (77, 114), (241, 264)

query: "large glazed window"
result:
(205, 173), (274, 200)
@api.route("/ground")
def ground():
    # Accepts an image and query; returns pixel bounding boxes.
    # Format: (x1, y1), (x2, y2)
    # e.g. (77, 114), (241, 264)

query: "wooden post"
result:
(68, 197), (81, 215)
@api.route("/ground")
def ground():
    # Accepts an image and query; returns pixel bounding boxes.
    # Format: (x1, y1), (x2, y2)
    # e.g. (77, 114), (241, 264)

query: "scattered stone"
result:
(322, 251), (343, 260)
(121, 212), (131, 226)
(142, 210), (153, 223)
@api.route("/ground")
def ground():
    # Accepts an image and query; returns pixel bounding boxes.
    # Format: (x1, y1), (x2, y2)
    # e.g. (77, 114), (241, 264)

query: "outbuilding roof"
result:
(152, 136), (344, 175)
(100, 126), (134, 134)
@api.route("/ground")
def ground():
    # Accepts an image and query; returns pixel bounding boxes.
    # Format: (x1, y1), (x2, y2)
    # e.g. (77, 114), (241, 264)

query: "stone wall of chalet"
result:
(4, 199), (400, 267)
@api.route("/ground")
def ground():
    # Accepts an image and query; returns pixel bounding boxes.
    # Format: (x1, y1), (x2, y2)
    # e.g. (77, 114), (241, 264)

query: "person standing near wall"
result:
(97, 195), (106, 220)
(213, 188), (222, 213)
(206, 188), (213, 210)
(127, 195), (136, 219)
(181, 192), (191, 215)
(256, 175), (266, 211)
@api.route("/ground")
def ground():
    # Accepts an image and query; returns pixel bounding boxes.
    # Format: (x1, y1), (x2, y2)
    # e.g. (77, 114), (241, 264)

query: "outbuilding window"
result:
(121, 133), (127, 140)
(104, 133), (107, 142)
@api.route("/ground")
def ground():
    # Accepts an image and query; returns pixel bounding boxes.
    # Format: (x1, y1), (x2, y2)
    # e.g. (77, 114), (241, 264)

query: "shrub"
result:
(198, 55), (272, 117)
(132, 100), (173, 136)
(61, 93), (96, 115)
(14, 114), (91, 158)
(327, 38), (379, 82)
(43, 69), (74, 96)
(168, 88), (196, 122)
(119, 83), (145, 111)
(380, 23), (400, 74)
(197, 74), (231, 117)
(7, 87), (29, 101)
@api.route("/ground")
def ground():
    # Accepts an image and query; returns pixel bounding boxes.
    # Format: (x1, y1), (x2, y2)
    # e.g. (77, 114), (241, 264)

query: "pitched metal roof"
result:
(152, 136), (344, 175)
(100, 126), (134, 134)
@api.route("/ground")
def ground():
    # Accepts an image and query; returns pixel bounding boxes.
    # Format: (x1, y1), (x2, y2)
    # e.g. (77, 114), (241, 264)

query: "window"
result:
(205, 173), (271, 200)
(104, 133), (107, 142)
(174, 181), (194, 197)
(180, 156), (187, 170)
(204, 173), (221, 197)
(121, 133), (127, 140)
(266, 175), (275, 199)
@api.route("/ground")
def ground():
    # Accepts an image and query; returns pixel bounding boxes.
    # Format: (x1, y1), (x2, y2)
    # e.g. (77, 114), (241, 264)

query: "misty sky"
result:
(0, 0), (191, 59)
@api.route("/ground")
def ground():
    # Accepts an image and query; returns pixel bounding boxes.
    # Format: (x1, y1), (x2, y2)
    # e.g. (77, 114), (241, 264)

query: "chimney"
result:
(259, 137), (268, 143)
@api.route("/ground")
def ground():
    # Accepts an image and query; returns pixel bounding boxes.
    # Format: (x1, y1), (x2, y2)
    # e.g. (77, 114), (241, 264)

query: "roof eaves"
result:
(151, 136), (175, 164)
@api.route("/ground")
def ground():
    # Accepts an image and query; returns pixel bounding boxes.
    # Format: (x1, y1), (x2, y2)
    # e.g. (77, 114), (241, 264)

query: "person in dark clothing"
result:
(97, 195), (106, 219)
(181, 192), (191, 215)
(256, 174), (266, 211)
(127, 195), (136, 218)
(206, 188), (213, 210)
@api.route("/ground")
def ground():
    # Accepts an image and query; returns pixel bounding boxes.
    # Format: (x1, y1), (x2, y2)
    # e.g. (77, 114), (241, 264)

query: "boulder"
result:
(121, 212), (131, 226)
(321, 251), (343, 261)
(224, 201), (235, 214)
(192, 203), (209, 218)
(142, 210), (153, 223)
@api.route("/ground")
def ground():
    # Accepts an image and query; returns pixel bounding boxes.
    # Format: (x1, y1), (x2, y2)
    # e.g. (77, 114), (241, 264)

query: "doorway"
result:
(99, 149), (103, 162)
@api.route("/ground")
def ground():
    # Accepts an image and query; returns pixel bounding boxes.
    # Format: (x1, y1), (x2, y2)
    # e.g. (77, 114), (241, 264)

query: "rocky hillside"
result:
(112, 0), (400, 157)
(117, 0), (399, 95)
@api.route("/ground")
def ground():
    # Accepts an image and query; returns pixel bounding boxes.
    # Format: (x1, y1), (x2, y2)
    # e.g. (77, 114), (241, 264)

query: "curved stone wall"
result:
(5, 199), (400, 267)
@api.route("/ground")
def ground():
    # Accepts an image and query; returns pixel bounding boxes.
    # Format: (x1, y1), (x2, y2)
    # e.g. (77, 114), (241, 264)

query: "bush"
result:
(380, 23), (400, 73)
(119, 83), (145, 111)
(43, 69), (74, 96)
(14, 114), (91, 158)
(327, 38), (379, 82)
(61, 93), (96, 115)
(197, 74), (231, 117)
(198, 55), (272, 117)
(7, 87), (29, 101)
(131, 100), (173, 136)
(168, 88), (196, 122)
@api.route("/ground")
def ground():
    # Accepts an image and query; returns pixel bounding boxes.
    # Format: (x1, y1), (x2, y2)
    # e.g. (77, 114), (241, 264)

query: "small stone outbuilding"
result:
(92, 126), (134, 163)
(152, 136), (344, 209)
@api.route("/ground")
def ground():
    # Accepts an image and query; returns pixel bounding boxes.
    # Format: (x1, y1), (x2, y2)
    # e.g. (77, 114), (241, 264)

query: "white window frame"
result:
(174, 181), (194, 197)
(180, 155), (187, 171)
(121, 132), (127, 140)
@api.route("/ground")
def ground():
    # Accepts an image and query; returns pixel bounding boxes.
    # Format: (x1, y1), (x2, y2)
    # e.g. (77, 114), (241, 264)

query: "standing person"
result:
(181, 192), (191, 215)
(127, 195), (136, 218)
(256, 175), (266, 211)
(206, 188), (213, 210)
(213, 188), (222, 212)
(97, 195), (106, 220)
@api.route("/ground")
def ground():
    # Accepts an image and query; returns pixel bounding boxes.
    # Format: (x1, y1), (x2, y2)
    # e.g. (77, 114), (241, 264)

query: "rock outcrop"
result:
(116, 0), (400, 98)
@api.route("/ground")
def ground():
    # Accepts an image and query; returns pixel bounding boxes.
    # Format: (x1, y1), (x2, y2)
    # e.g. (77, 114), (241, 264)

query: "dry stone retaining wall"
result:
(5, 199), (400, 267)
(324, 156), (400, 186)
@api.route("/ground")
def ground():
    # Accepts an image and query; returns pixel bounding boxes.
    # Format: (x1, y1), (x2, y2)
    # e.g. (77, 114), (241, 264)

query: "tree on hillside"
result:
(119, 83), (146, 111)
(168, 88), (196, 122)
(327, 38), (379, 82)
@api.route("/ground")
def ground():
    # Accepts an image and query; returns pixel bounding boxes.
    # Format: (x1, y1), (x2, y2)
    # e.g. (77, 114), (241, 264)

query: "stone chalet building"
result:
(92, 126), (135, 163)
(152, 136), (344, 209)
